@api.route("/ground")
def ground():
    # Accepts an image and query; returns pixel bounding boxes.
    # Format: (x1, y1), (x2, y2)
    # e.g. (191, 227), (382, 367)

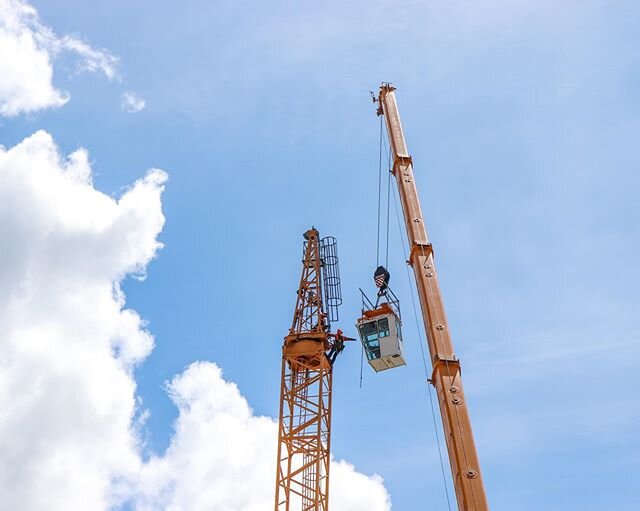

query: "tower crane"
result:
(357, 84), (490, 510)
(274, 228), (351, 511)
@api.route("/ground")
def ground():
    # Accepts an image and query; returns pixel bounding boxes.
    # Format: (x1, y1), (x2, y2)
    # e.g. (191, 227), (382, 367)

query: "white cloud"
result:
(135, 362), (391, 511)
(121, 92), (146, 114)
(0, 130), (166, 510)
(57, 35), (119, 81)
(0, 131), (390, 510)
(0, 0), (118, 117)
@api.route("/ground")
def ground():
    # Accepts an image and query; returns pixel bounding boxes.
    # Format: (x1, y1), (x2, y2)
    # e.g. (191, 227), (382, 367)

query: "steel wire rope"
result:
(363, 115), (388, 388)
(378, 114), (392, 271)
(371, 111), (455, 505)
(365, 114), (387, 389)
(406, 179), (480, 509)
(406, 180), (479, 510)
(376, 115), (384, 267)
(359, 336), (365, 388)
(383, 135), (392, 269)
(403, 163), (479, 510)
(381, 107), (479, 510)
(391, 178), (453, 511)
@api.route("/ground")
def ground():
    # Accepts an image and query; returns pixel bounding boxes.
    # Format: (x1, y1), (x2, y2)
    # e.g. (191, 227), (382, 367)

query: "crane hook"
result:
(374, 265), (390, 296)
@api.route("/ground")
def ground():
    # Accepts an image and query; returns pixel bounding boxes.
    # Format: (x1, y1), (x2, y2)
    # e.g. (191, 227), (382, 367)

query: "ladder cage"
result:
(319, 236), (342, 324)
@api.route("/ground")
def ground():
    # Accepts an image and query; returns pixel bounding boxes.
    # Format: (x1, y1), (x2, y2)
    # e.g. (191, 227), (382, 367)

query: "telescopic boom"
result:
(377, 84), (489, 511)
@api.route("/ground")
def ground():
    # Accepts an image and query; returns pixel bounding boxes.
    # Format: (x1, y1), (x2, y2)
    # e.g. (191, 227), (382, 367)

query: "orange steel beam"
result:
(275, 228), (333, 511)
(378, 84), (489, 511)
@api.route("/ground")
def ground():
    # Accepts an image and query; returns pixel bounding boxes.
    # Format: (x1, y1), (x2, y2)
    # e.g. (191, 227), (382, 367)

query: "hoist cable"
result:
(391, 179), (453, 511)
(376, 115), (384, 267)
(385, 143), (392, 269)
(390, 150), (479, 509)
(378, 92), (480, 508)
(380, 131), (392, 269)
(405, 181), (480, 508)
(359, 335), (365, 388)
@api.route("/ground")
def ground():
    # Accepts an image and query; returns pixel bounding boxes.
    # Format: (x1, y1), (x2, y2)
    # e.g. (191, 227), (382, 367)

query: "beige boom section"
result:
(377, 83), (490, 511)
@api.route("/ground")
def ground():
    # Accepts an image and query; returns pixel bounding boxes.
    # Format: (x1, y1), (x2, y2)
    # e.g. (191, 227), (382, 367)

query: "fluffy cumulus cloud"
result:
(135, 362), (391, 511)
(0, 132), (390, 510)
(0, 130), (165, 509)
(0, 0), (118, 117)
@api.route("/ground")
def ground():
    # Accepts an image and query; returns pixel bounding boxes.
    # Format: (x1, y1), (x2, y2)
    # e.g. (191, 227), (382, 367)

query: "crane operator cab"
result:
(356, 266), (406, 372)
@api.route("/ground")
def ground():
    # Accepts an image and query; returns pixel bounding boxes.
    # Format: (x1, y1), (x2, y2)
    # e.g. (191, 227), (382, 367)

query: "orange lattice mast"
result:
(274, 228), (348, 511)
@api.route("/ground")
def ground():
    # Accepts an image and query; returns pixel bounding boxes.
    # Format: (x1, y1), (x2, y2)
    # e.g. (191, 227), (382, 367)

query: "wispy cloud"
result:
(121, 92), (146, 113)
(57, 35), (119, 80)
(0, 0), (119, 117)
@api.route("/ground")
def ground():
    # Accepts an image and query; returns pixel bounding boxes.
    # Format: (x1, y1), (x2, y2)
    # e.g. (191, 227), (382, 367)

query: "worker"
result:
(327, 329), (351, 365)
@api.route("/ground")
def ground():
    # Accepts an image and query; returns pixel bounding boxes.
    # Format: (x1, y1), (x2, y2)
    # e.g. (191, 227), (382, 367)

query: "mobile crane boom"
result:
(377, 84), (489, 511)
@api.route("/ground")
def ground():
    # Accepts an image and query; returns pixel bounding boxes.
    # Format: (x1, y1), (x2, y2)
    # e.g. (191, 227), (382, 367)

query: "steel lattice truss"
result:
(289, 230), (326, 334)
(275, 353), (332, 510)
(275, 228), (333, 511)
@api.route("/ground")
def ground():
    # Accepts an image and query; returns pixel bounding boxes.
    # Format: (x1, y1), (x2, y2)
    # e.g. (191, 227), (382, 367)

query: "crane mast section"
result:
(379, 86), (489, 511)
(275, 228), (333, 511)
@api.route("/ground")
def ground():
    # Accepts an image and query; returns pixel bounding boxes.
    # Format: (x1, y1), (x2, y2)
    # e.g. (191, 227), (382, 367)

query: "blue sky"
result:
(2, 1), (639, 509)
